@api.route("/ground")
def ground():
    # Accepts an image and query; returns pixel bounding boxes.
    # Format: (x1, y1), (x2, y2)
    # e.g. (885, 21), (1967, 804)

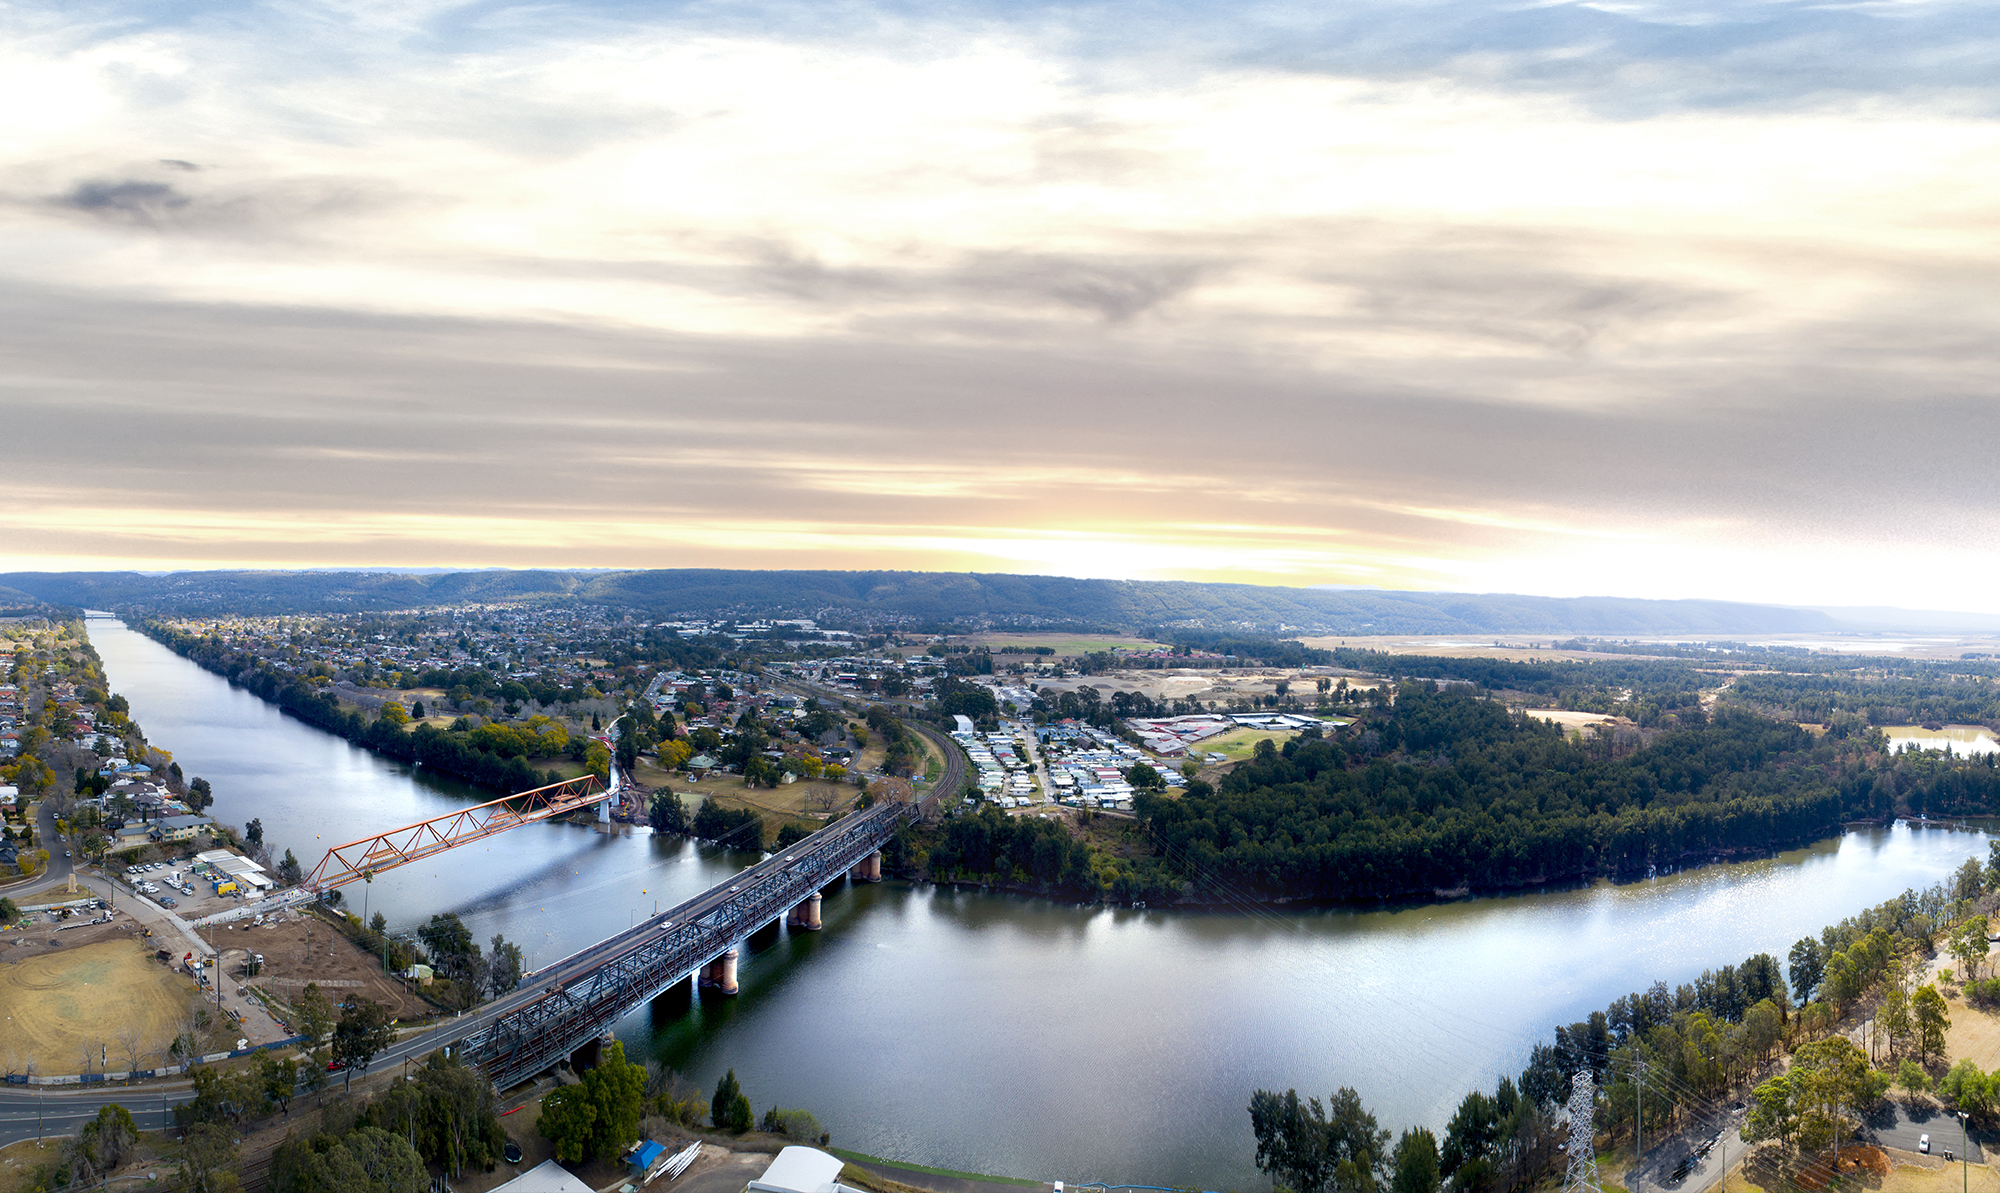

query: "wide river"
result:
(86, 617), (1994, 1188)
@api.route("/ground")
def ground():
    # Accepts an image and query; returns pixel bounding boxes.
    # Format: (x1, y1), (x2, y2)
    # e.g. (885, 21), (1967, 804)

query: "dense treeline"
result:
(922, 806), (1098, 893)
(142, 620), (554, 794)
(1728, 668), (2000, 730)
(1329, 650), (1712, 724)
(1140, 686), (1854, 900)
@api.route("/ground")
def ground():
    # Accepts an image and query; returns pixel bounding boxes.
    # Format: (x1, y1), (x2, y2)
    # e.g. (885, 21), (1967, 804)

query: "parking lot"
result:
(116, 859), (270, 919)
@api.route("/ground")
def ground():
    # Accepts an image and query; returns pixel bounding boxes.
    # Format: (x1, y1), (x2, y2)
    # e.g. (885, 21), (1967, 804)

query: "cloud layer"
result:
(4, 0), (1999, 608)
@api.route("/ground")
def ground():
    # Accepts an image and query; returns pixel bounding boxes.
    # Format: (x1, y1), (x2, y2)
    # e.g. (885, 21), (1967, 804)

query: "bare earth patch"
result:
(0, 938), (197, 1071)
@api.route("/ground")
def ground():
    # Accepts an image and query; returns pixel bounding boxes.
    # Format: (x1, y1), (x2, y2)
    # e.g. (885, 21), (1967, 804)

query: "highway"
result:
(0, 703), (966, 1146)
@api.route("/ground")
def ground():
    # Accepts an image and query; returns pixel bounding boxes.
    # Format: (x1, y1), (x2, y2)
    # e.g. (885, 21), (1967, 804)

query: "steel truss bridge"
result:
(305, 775), (607, 892)
(456, 796), (915, 1089)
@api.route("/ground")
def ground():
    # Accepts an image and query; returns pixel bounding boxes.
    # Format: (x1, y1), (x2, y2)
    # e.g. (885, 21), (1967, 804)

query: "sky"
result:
(4, 0), (2000, 609)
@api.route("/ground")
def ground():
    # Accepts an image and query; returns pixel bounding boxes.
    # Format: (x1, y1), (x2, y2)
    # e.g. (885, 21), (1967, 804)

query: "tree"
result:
(259, 1052), (299, 1115)
(648, 790), (688, 835)
(245, 817), (263, 846)
(712, 1069), (753, 1132)
(283, 1125), (426, 1193)
(1250, 1088), (1328, 1193)
(1898, 1059), (1933, 1104)
(409, 1050), (508, 1179)
(1744, 999), (1785, 1063)
(1914, 983), (1952, 1065)
(1441, 1089), (1497, 1178)
(419, 912), (482, 1001)
(1326, 1086), (1390, 1193)
(539, 1083), (597, 1163)
(1392, 1127), (1441, 1193)
(1790, 1036), (1870, 1157)
(175, 1064), (267, 1127)
(580, 1040), (648, 1160)
(58, 1102), (140, 1183)
(278, 848), (304, 887)
(296, 982), (336, 1075)
(177, 1122), (241, 1193)
(1880, 987), (1912, 1061)
(187, 776), (213, 813)
(1126, 763), (1164, 790)
(1955, 916), (1990, 983)
(488, 934), (524, 997)
(1740, 1074), (1798, 1149)
(333, 997), (396, 1086)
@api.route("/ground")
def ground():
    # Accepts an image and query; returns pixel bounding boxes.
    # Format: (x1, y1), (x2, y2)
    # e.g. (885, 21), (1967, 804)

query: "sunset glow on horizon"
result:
(6, 0), (1999, 608)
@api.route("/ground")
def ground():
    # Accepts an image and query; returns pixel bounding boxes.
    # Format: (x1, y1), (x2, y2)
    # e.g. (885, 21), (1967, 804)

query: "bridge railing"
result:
(457, 801), (909, 1089)
(306, 774), (604, 892)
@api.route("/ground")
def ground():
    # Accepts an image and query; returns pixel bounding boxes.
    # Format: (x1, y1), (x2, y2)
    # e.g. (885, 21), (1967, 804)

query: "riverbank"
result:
(133, 618), (556, 796)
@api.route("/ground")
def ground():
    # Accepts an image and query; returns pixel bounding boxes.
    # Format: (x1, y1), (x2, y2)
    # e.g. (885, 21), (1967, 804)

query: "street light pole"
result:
(1961, 1110), (1970, 1193)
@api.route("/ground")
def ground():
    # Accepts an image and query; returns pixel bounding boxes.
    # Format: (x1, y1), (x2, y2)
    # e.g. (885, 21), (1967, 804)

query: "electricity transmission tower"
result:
(1565, 1070), (1608, 1193)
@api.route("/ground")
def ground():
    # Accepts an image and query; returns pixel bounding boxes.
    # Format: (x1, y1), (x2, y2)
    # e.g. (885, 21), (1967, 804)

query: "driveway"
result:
(1862, 1100), (1985, 1162)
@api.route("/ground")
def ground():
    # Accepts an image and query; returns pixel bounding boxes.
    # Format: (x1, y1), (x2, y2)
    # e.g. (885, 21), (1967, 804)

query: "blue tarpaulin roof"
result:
(628, 1141), (665, 1173)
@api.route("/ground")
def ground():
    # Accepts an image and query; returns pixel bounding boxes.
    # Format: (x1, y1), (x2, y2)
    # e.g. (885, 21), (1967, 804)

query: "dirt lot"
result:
(240, 910), (433, 1025)
(0, 935), (200, 1072)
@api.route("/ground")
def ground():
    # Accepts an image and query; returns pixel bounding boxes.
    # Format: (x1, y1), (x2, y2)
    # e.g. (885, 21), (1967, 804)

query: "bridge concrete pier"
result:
(787, 891), (823, 931)
(849, 851), (882, 883)
(697, 948), (739, 995)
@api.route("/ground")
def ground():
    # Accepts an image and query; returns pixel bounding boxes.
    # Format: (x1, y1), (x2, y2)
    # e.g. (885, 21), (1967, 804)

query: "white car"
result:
(1921, 1134), (1931, 1154)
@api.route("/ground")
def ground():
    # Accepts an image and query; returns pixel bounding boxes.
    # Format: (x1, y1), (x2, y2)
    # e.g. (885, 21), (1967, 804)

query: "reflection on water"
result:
(88, 617), (1999, 1189)
(1883, 725), (2000, 755)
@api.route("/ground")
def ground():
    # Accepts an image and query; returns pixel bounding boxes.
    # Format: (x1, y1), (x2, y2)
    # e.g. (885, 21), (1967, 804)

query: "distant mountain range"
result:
(1, 568), (1991, 638)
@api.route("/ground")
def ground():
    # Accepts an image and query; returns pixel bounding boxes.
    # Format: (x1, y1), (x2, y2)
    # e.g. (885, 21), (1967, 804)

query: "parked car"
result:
(1922, 1134), (1932, 1154)
(159, 897), (177, 908)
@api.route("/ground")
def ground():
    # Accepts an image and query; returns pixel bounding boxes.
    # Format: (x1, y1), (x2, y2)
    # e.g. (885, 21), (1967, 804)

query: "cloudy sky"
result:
(4, 0), (1998, 608)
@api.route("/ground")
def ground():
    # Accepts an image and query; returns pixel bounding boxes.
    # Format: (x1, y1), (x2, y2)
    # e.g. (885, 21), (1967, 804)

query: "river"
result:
(85, 617), (1995, 1189)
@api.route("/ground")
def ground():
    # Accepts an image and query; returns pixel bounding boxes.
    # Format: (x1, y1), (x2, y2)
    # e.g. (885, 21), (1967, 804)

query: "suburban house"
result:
(154, 814), (211, 843)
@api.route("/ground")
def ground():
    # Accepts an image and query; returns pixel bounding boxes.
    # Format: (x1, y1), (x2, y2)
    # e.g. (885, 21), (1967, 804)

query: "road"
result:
(0, 800), (75, 900)
(1639, 1103), (1744, 1193)
(0, 703), (964, 1145)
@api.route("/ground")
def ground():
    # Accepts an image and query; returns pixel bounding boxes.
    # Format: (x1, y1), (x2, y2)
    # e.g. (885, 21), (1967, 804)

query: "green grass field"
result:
(1192, 721), (1351, 761)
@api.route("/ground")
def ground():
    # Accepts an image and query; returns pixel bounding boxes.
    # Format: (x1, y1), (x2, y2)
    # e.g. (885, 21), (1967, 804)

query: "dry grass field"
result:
(954, 632), (1169, 656)
(0, 939), (197, 1071)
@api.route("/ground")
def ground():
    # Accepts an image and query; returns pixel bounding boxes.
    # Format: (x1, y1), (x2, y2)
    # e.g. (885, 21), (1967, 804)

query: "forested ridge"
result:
(1141, 686), (1875, 900)
(0, 568), (1850, 635)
